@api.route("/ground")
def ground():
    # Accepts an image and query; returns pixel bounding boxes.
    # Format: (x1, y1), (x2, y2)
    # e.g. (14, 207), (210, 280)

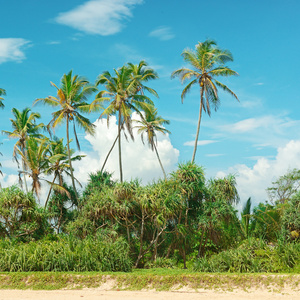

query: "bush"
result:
(193, 238), (300, 273)
(0, 186), (49, 240)
(280, 193), (300, 241)
(0, 234), (132, 272)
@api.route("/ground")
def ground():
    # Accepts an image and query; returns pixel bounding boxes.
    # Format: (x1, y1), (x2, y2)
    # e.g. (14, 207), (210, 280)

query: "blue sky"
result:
(1, 0), (300, 207)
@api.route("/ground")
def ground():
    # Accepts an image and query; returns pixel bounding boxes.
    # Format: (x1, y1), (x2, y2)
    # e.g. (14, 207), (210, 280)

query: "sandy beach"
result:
(1, 289), (299, 300)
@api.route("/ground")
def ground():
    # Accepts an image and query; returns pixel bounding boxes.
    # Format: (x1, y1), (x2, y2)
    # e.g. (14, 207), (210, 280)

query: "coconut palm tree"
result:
(44, 137), (84, 208)
(0, 88), (6, 108)
(16, 137), (50, 200)
(17, 137), (70, 203)
(2, 107), (45, 192)
(94, 64), (156, 182)
(127, 60), (158, 97)
(134, 106), (170, 179)
(171, 40), (239, 163)
(34, 70), (97, 199)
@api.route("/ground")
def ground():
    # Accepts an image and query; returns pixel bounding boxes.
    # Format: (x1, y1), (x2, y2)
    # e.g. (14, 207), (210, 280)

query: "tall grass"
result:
(193, 238), (300, 273)
(0, 235), (132, 272)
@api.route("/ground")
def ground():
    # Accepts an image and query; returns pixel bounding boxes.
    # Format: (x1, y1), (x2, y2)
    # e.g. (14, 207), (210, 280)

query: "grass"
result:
(0, 270), (299, 292)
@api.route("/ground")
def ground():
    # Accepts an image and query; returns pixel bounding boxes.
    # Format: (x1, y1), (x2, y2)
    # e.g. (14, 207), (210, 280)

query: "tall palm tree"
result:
(0, 88), (6, 108)
(94, 64), (156, 182)
(171, 40), (239, 162)
(134, 106), (170, 179)
(34, 70), (97, 199)
(2, 107), (45, 192)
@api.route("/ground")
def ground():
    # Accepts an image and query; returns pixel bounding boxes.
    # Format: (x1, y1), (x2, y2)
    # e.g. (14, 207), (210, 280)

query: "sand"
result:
(0, 289), (299, 300)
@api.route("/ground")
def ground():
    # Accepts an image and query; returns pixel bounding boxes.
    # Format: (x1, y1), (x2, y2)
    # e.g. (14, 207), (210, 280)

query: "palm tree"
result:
(44, 137), (84, 208)
(0, 88), (6, 108)
(171, 40), (239, 162)
(94, 64), (156, 182)
(16, 137), (70, 203)
(134, 106), (170, 179)
(127, 60), (158, 97)
(16, 137), (50, 200)
(2, 107), (45, 192)
(34, 70), (97, 199)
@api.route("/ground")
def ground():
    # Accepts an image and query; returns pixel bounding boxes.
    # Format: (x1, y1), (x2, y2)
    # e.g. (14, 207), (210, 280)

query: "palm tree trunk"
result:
(22, 159), (28, 193)
(45, 173), (57, 209)
(191, 88), (204, 163)
(118, 110), (123, 182)
(66, 115), (78, 200)
(21, 146), (28, 193)
(154, 143), (166, 180)
(100, 132), (119, 173)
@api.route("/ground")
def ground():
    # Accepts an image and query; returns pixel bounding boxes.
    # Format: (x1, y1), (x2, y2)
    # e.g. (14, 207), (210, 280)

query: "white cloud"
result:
(55, 0), (143, 35)
(217, 140), (300, 210)
(0, 173), (19, 188)
(221, 115), (300, 134)
(218, 115), (300, 148)
(184, 140), (217, 146)
(73, 114), (179, 184)
(149, 26), (175, 41)
(0, 38), (30, 64)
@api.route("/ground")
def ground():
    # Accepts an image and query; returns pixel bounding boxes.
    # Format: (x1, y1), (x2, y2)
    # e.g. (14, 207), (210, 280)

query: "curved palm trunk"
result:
(45, 173), (57, 209)
(154, 143), (167, 180)
(191, 88), (204, 163)
(118, 110), (123, 182)
(100, 132), (119, 173)
(66, 115), (78, 200)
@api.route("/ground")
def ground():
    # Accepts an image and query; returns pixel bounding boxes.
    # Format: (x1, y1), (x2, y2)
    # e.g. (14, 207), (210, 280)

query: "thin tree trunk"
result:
(100, 132), (119, 173)
(182, 246), (187, 269)
(21, 147), (28, 193)
(66, 115), (78, 200)
(45, 173), (57, 209)
(197, 229), (206, 258)
(135, 211), (145, 268)
(154, 143), (166, 180)
(191, 88), (204, 163)
(118, 110), (123, 182)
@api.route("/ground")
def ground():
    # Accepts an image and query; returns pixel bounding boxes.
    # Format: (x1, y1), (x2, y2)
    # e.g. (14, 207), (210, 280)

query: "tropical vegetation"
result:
(0, 40), (298, 274)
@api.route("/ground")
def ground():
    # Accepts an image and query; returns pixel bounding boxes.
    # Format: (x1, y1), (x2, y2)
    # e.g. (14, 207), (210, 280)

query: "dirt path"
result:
(0, 289), (299, 300)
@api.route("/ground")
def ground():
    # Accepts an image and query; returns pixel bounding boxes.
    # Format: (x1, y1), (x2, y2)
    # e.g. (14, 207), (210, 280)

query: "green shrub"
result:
(193, 238), (300, 273)
(0, 235), (132, 272)
(144, 257), (176, 269)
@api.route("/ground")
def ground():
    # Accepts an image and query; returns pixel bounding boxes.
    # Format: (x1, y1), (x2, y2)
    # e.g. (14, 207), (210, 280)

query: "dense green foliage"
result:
(0, 186), (48, 240)
(0, 235), (131, 272)
(194, 238), (300, 273)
